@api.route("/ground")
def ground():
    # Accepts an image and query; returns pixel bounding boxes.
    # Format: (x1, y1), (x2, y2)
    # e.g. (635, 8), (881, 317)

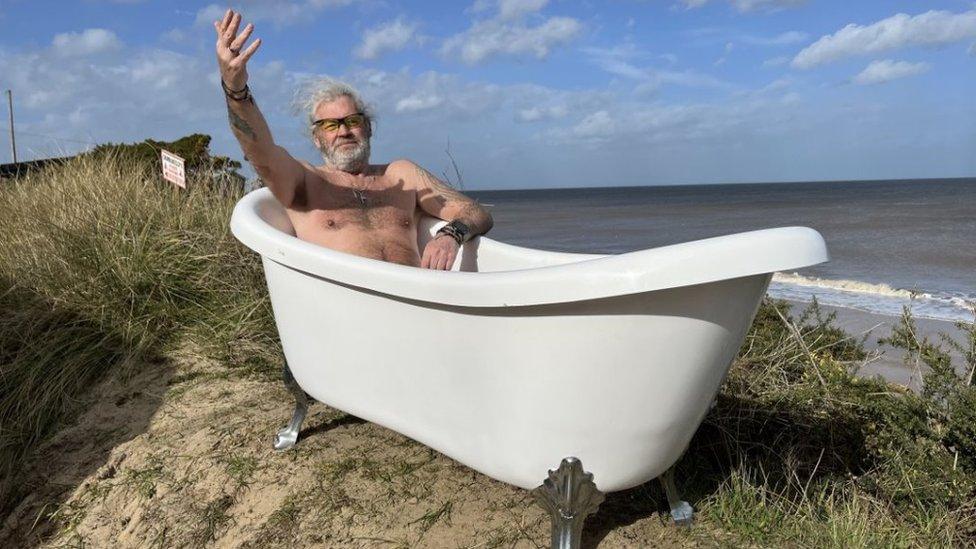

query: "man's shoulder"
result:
(386, 158), (419, 175)
(295, 159), (320, 177)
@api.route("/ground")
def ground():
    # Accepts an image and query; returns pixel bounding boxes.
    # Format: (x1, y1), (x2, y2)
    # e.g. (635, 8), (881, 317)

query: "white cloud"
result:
(582, 47), (647, 79)
(583, 44), (735, 91)
(758, 78), (792, 93)
(442, 1), (581, 64)
(395, 94), (444, 113)
(51, 29), (122, 57)
(762, 55), (790, 67)
(340, 69), (509, 121)
(714, 41), (734, 66)
(731, 0), (805, 12)
(195, 4), (226, 26)
(516, 105), (567, 122)
(659, 53), (679, 65)
(793, 10), (976, 69)
(680, 0), (805, 13)
(161, 28), (186, 43)
(443, 17), (580, 64)
(553, 101), (754, 145)
(498, 0), (548, 21)
(852, 59), (930, 85)
(741, 30), (808, 46)
(0, 37), (300, 164)
(194, 0), (356, 29)
(572, 110), (615, 137)
(354, 18), (419, 60)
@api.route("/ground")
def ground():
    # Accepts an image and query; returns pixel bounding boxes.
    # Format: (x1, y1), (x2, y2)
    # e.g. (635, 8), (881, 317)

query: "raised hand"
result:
(214, 9), (261, 91)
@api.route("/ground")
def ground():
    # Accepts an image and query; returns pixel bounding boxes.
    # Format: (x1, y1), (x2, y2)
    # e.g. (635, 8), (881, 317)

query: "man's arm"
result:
(393, 159), (492, 270)
(399, 160), (493, 237)
(215, 10), (305, 207)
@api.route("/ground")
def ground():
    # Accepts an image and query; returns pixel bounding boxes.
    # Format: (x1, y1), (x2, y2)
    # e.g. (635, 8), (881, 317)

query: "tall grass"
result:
(1, 153), (974, 545)
(0, 154), (278, 514)
(686, 299), (976, 545)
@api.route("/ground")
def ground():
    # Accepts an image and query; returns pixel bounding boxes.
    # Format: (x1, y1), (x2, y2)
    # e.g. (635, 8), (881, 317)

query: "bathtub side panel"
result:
(263, 258), (769, 492)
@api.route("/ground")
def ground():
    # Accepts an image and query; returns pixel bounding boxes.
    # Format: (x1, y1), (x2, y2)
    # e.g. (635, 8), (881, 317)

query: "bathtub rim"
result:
(230, 187), (829, 307)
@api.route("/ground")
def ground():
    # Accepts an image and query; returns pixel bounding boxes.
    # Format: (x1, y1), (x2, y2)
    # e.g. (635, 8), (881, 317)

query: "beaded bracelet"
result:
(221, 80), (252, 102)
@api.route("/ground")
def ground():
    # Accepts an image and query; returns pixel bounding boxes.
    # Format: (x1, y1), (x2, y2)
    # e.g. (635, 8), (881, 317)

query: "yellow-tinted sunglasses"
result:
(311, 112), (367, 132)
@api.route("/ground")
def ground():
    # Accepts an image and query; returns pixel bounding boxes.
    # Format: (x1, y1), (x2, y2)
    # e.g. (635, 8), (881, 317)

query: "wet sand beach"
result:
(785, 299), (971, 390)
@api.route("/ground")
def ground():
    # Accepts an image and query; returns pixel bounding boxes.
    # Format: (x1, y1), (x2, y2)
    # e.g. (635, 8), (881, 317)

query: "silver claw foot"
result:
(660, 466), (694, 526)
(273, 361), (310, 451)
(532, 457), (605, 549)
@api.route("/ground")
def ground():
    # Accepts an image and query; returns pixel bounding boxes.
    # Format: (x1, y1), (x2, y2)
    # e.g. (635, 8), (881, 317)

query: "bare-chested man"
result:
(214, 10), (492, 270)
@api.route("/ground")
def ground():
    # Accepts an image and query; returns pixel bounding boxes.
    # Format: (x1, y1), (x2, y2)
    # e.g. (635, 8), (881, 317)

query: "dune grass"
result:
(0, 154), (974, 546)
(0, 154), (280, 515)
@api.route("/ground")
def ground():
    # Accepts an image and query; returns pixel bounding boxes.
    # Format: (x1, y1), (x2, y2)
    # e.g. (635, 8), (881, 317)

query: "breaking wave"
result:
(769, 272), (975, 323)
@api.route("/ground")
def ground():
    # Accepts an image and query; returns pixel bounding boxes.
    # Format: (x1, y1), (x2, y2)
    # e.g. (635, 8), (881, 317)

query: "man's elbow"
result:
(478, 206), (494, 235)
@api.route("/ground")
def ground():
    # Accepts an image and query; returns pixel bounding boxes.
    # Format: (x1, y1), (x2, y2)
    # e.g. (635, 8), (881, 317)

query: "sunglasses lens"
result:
(314, 114), (365, 132)
(346, 114), (364, 128)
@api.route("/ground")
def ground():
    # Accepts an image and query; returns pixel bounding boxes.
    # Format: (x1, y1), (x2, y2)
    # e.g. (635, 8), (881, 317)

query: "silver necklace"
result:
(351, 175), (373, 208)
(352, 188), (368, 207)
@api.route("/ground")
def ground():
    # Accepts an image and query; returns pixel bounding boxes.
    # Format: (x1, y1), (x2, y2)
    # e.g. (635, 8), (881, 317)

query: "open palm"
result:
(214, 9), (261, 90)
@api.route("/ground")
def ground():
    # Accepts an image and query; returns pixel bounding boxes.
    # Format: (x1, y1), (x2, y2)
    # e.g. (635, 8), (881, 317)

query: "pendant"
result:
(352, 189), (368, 207)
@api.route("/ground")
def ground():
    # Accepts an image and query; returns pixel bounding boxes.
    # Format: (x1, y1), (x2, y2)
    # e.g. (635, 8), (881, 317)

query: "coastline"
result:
(783, 298), (970, 390)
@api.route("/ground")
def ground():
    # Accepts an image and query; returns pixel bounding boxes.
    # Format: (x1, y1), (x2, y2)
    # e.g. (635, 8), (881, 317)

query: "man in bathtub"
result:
(215, 9), (492, 270)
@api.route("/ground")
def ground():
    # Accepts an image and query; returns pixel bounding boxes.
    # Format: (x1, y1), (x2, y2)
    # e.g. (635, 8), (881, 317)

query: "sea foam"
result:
(770, 272), (975, 323)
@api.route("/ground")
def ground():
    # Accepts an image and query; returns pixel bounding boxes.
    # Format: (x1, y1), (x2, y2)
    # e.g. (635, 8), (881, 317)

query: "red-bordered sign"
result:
(161, 149), (186, 188)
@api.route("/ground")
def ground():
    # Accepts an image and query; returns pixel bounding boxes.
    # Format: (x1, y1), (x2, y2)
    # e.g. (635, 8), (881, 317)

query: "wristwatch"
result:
(436, 220), (471, 245)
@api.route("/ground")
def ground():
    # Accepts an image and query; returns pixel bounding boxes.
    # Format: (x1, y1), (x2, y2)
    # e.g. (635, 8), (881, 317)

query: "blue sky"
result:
(0, 0), (974, 189)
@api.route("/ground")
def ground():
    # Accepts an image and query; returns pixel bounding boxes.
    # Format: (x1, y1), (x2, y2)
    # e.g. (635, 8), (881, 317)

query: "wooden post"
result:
(6, 90), (15, 164)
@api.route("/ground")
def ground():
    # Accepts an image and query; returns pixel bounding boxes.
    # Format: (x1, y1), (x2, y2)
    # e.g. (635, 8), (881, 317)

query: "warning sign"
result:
(161, 149), (186, 188)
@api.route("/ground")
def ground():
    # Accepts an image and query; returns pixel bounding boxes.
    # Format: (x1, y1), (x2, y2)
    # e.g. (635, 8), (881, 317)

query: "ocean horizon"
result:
(469, 177), (976, 323)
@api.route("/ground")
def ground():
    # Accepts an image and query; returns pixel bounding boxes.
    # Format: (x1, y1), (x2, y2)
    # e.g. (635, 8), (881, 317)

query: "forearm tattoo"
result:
(414, 165), (467, 205)
(226, 100), (257, 141)
(414, 164), (485, 228)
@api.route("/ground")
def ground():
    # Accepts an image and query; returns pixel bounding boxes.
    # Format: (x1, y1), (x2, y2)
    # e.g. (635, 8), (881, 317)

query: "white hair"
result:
(291, 77), (375, 140)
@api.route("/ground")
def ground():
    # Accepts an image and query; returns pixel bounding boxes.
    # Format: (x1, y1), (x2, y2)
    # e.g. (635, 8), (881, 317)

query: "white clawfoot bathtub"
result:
(230, 187), (828, 546)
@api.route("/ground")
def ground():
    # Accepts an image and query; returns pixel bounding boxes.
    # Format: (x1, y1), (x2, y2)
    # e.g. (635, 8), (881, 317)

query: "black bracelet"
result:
(436, 220), (470, 245)
(221, 80), (251, 101)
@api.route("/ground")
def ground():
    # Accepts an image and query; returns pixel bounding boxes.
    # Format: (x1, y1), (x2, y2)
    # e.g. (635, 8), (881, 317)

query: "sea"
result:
(468, 178), (976, 323)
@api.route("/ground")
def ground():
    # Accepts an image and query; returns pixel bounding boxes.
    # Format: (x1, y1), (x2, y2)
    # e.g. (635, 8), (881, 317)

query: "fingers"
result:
(219, 9), (232, 34)
(237, 38), (261, 63)
(422, 245), (444, 270)
(215, 9), (232, 43)
(215, 10), (244, 47)
(230, 23), (254, 51)
(442, 249), (456, 270)
(228, 11), (242, 42)
(421, 240), (459, 270)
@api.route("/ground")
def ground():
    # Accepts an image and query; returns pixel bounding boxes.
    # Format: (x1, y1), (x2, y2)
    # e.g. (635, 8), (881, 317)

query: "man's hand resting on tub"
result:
(421, 234), (460, 270)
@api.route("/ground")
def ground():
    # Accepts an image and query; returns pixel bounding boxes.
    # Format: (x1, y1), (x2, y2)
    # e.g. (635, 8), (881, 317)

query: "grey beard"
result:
(321, 139), (371, 173)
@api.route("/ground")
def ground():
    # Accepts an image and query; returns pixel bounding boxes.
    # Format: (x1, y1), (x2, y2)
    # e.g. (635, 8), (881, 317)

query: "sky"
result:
(0, 0), (974, 190)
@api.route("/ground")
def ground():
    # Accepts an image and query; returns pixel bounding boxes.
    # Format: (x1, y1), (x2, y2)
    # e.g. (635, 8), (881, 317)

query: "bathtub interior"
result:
(255, 199), (601, 273)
